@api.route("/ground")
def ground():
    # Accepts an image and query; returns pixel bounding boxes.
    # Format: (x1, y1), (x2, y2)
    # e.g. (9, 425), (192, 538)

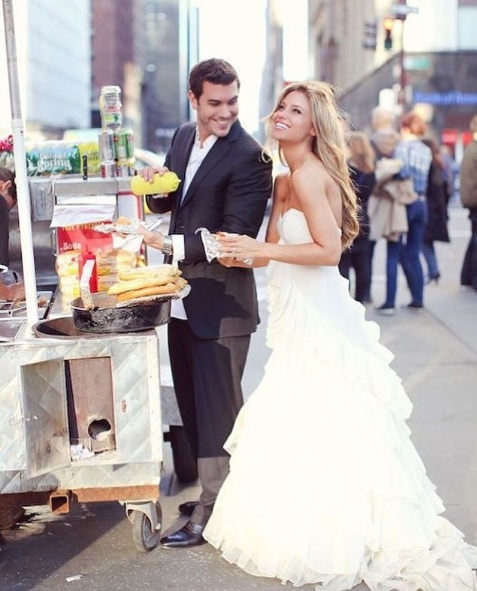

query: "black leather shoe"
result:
(403, 302), (424, 312)
(178, 500), (198, 517)
(160, 521), (206, 548)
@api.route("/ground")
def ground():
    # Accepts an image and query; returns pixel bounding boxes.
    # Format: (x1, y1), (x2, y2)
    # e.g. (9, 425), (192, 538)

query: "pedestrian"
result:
(369, 106), (400, 160)
(0, 166), (17, 267)
(339, 131), (376, 303)
(138, 58), (272, 548)
(421, 138), (450, 284)
(206, 80), (477, 591)
(366, 106), (401, 302)
(440, 143), (456, 203)
(376, 112), (432, 314)
(460, 113), (477, 292)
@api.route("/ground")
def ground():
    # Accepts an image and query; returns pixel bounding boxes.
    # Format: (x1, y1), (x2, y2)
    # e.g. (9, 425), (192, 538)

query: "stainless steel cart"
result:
(0, 328), (164, 552)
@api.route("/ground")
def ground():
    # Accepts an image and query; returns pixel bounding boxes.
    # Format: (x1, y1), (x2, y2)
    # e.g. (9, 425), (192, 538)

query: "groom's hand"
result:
(140, 165), (170, 183)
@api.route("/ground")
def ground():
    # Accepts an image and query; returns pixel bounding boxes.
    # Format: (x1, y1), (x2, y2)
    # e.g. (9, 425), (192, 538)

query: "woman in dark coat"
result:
(421, 138), (450, 283)
(339, 132), (376, 302)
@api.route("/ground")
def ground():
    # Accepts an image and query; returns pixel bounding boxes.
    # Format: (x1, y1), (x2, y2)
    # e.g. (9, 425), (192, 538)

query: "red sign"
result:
(441, 128), (458, 145)
(57, 222), (113, 254)
(463, 131), (473, 146)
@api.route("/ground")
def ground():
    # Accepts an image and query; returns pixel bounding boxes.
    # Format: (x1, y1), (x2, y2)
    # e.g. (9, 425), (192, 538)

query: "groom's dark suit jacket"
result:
(146, 120), (272, 340)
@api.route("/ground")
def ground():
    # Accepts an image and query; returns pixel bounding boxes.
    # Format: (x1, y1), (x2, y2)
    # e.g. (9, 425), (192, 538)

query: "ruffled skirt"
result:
(203, 263), (477, 590)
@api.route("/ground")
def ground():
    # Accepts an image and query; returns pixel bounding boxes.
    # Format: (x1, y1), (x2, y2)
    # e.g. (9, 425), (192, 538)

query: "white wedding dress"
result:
(203, 208), (477, 591)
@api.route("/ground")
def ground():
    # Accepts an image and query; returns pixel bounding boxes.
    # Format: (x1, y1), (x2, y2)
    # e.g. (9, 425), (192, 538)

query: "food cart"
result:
(0, 175), (165, 551)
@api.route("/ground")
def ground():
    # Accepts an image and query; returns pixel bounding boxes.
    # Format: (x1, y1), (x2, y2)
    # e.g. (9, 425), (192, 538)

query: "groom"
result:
(141, 58), (272, 547)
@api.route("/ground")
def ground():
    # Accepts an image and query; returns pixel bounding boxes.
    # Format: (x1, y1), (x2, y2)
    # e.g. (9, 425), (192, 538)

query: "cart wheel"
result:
(169, 425), (198, 483)
(131, 503), (162, 553)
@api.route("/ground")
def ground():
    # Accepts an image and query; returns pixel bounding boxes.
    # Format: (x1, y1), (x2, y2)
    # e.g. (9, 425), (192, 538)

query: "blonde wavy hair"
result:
(266, 81), (359, 250)
(348, 131), (376, 174)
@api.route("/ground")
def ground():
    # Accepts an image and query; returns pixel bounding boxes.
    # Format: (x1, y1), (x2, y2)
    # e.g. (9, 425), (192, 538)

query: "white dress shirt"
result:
(171, 131), (218, 319)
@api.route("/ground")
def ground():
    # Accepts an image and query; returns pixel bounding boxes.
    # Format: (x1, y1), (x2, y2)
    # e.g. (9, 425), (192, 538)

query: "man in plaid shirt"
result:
(376, 112), (432, 314)
(395, 137), (432, 196)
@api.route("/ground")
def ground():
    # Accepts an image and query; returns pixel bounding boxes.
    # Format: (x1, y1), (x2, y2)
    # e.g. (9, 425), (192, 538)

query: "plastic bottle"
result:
(130, 171), (181, 195)
(100, 86), (122, 131)
(78, 248), (98, 293)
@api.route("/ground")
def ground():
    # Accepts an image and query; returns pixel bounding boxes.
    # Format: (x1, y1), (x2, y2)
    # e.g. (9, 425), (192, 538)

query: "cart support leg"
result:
(49, 489), (71, 514)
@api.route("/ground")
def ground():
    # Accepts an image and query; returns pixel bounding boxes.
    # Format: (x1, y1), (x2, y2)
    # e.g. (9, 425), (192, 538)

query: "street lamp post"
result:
(390, 0), (419, 115)
(398, 16), (406, 111)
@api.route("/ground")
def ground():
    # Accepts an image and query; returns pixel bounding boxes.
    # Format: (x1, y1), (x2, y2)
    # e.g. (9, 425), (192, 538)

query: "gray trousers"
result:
(168, 319), (250, 526)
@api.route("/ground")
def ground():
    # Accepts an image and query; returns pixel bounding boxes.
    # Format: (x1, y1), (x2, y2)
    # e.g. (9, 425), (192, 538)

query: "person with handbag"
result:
(460, 113), (477, 292)
(338, 131), (376, 303)
(421, 138), (450, 284)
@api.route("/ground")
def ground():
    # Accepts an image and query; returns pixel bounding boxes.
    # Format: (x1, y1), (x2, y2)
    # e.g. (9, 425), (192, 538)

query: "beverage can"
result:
(114, 130), (134, 159)
(98, 130), (115, 161)
(115, 158), (134, 177)
(101, 160), (116, 178)
(124, 130), (134, 158)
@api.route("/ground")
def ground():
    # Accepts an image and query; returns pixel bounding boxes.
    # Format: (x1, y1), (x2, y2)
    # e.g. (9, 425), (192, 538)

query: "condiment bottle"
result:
(130, 171), (181, 195)
(78, 248), (98, 293)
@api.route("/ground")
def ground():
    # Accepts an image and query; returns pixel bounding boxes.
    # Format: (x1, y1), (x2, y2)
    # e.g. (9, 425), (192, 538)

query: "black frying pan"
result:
(70, 292), (171, 334)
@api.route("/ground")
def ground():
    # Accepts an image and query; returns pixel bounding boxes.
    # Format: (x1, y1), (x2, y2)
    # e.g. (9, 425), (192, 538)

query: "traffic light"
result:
(384, 18), (394, 50)
(362, 20), (377, 50)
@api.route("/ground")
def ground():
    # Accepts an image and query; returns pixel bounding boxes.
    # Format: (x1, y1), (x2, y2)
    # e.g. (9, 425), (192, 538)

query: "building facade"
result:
(0, 0), (92, 139)
(141, 0), (199, 154)
(259, 0), (284, 142)
(308, 0), (477, 152)
(91, 0), (146, 147)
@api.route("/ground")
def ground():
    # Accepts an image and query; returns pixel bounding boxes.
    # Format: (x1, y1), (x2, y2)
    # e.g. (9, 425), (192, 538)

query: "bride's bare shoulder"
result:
(291, 159), (326, 192)
(291, 158), (341, 219)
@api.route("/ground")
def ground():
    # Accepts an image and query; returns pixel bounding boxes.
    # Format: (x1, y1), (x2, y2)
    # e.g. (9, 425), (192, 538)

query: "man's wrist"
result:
(161, 234), (174, 255)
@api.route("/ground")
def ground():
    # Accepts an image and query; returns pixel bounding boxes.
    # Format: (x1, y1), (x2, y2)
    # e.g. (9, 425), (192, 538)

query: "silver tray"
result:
(0, 291), (52, 320)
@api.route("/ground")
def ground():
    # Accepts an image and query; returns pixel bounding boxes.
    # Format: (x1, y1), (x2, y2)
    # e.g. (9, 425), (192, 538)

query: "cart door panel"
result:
(21, 358), (70, 478)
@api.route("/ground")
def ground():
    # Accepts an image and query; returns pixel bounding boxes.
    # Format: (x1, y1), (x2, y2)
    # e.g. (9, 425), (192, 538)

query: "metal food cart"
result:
(0, 326), (164, 552)
(1, 176), (166, 552)
(0, 172), (164, 551)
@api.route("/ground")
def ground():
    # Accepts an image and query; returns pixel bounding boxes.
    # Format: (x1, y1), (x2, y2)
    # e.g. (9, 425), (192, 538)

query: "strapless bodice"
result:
(278, 208), (314, 245)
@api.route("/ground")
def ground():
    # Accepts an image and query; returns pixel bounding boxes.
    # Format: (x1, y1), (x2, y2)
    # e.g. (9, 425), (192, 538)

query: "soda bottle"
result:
(78, 248), (98, 293)
(100, 86), (122, 131)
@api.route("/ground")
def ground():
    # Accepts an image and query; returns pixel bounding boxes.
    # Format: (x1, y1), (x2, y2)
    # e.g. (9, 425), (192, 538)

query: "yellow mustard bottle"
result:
(130, 172), (181, 195)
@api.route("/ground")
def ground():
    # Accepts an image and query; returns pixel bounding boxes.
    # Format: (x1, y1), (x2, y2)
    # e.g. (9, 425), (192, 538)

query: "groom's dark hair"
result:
(189, 58), (240, 99)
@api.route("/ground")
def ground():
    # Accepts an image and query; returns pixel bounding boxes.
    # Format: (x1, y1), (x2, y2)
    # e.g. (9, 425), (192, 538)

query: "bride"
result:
(205, 81), (477, 591)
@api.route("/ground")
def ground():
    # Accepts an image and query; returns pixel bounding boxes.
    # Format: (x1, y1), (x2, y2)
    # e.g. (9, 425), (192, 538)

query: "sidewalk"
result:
(1, 207), (476, 591)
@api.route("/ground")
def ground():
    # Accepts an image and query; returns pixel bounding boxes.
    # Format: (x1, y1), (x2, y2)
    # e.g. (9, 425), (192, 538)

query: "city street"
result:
(1, 204), (477, 591)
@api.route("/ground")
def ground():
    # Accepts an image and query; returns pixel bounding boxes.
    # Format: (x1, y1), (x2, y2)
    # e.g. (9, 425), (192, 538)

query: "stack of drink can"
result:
(98, 86), (135, 178)
(99, 130), (135, 178)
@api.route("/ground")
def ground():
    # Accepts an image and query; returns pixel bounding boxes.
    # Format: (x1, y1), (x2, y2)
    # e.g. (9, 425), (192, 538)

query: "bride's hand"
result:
(217, 233), (265, 261)
(217, 256), (236, 268)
